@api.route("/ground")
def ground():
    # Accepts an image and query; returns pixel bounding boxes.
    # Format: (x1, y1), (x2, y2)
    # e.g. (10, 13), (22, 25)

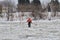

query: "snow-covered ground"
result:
(0, 12), (60, 40)
(0, 12), (60, 21)
(0, 19), (60, 40)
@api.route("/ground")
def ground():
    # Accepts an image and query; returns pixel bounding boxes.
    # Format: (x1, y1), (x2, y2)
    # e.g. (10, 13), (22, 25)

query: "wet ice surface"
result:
(0, 19), (60, 40)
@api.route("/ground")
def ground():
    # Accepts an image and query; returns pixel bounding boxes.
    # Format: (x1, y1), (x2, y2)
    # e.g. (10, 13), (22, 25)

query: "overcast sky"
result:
(12, 0), (51, 4)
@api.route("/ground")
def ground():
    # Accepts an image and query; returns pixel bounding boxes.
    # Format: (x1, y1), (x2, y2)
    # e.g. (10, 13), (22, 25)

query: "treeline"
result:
(18, 0), (60, 20)
(18, 0), (41, 5)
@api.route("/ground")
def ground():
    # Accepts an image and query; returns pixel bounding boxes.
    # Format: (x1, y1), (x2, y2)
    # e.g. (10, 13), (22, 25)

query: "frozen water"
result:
(0, 19), (60, 40)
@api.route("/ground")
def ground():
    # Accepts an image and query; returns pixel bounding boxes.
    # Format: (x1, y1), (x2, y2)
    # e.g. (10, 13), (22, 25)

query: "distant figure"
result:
(27, 18), (32, 27)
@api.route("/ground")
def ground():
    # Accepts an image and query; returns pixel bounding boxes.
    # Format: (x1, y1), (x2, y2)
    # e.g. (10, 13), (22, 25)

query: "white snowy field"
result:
(0, 19), (60, 40)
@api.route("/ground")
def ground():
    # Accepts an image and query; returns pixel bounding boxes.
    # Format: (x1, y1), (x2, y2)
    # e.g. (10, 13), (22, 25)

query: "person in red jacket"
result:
(27, 18), (32, 27)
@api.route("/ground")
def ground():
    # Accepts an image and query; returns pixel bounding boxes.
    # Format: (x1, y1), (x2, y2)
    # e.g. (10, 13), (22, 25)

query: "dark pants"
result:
(28, 22), (31, 27)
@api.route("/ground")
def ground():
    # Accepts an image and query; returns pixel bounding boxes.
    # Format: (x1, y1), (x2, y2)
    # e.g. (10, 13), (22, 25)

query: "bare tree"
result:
(0, 5), (2, 17)
(5, 0), (15, 21)
(31, 0), (42, 20)
(50, 0), (59, 17)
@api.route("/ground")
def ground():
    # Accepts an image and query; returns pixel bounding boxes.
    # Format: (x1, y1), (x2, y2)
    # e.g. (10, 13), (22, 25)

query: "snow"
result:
(0, 12), (60, 21)
(0, 12), (60, 40)
(0, 19), (60, 40)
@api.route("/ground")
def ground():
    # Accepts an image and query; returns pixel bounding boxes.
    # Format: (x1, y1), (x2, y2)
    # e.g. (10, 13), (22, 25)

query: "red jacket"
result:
(27, 18), (32, 23)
